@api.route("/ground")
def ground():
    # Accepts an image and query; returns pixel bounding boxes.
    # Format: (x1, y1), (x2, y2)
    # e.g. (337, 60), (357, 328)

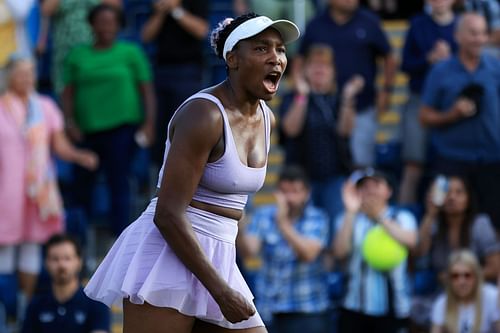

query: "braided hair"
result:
(210, 12), (260, 59)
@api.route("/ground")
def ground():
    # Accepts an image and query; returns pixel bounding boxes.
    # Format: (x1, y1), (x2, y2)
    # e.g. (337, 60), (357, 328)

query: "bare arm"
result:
(415, 213), (436, 257)
(420, 98), (474, 128)
(141, 11), (167, 42)
(236, 221), (262, 259)
(337, 75), (365, 137)
(154, 101), (254, 323)
(336, 97), (355, 137)
(173, 7), (209, 40)
(51, 131), (97, 170)
(379, 217), (418, 250)
(278, 220), (323, 262)
(61, 85), (74, 123)
(333, 212), (355, 259)
(138, 82), (157, 144)
(334, 182), (361, 259)
(281, 94), (308, 138)
(142, 1), (208, 42)
(61, 85), (83, 142)
(41, 0), (59, 17)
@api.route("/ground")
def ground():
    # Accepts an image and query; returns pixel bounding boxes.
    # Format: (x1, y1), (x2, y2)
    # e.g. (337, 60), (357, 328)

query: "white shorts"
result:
(0, 243), (42, 274)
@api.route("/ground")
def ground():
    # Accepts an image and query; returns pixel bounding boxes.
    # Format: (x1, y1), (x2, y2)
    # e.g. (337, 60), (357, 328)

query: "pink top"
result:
(157, 92), (270, 210)
(0, 93), (64, 245)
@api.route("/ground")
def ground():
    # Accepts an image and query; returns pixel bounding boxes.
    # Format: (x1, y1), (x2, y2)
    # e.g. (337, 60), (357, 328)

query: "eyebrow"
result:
(251, 38), (285, 47)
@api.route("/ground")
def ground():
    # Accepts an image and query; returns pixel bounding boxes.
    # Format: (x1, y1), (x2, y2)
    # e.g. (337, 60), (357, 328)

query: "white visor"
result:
(222, 16), (300, 61)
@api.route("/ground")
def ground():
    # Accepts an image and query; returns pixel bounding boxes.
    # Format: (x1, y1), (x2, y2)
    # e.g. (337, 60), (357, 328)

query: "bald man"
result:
(420, 12), (500, 231)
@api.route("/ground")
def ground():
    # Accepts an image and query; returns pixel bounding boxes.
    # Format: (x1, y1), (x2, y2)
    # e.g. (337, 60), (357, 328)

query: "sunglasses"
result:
(450, 271), (474, 280)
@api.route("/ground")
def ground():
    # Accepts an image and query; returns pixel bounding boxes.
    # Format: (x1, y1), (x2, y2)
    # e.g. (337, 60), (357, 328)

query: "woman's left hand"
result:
(137, 122), (155, 148)
(76, 150), (99, 170)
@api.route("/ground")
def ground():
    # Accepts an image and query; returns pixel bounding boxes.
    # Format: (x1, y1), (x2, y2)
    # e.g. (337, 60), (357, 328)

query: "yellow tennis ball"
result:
(362, 225), (408, 271)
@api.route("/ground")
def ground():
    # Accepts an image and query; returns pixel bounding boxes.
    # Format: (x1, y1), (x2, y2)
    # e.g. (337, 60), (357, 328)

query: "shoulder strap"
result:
(166, 92), (231, 145)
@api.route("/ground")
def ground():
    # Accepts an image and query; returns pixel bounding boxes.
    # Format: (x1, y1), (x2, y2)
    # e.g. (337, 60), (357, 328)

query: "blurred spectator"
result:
(415, 175), (500, 284)
(453, 0), (500, 48)
(0, 0), (35, 92)
(237, 165), (330, 332)
(62, 4), (155, 236)
(297, 0), (397, 168)
(430, 250), (500, 333)
(0, 55), (97, 316)
(280, 44), (363, 222)
(21, 234), (110, 333)
(420, 13), (500, 230)
(361, 0), (424, 19)
(40, 0), (121, 96)
(141, 0), (209, 166)
(233, 0), (317, 55)
(398, 0), (458, 205)
(333, 169), (417, 333)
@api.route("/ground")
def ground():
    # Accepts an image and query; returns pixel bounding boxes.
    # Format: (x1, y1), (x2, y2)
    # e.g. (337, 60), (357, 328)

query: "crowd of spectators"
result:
(1, 0), (500, 332)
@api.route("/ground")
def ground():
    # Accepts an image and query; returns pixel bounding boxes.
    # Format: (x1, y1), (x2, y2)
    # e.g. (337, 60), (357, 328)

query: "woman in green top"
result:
(62, 3), (156, 235)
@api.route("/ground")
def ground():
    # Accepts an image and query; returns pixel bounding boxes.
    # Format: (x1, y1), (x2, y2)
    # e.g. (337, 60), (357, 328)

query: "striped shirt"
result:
(335, 207), (417, 318)
(247, 204), (330, 322)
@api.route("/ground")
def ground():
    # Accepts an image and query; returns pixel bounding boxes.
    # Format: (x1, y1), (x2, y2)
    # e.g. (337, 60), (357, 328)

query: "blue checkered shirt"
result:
(247, 204), (330, 322)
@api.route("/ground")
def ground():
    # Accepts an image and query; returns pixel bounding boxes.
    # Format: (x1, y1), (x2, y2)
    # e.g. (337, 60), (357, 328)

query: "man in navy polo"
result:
(421, 12), (500, 230)
(296, 0), (397, 168)
(22, 234), (110, 333)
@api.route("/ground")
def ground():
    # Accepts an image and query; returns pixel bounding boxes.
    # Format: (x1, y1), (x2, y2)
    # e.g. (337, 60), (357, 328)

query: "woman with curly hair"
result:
(84, 12), (299, 333)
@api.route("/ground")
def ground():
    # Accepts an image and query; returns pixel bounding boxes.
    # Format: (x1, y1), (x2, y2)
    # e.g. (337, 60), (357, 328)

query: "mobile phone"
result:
(431, 175), (448, 206)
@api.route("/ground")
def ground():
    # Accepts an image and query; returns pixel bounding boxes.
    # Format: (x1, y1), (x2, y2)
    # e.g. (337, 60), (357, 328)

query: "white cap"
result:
(222, 16), (300, 61)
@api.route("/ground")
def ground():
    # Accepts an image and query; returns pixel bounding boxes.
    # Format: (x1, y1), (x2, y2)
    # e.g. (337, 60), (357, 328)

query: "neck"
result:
(94, 39), (114, 50)
(457, 292), (476, 304)
(445, 213), (465, 228)
(310, 82), (334, 94)
(8, 89), (30, 103)
(459, 49), (481, 71)
(330, 7), (353, 25)
(288, 205), (305, 220)
(223, 78), (260, 115)
(432, 10), (454, 25)
(52, 279), (79, 303)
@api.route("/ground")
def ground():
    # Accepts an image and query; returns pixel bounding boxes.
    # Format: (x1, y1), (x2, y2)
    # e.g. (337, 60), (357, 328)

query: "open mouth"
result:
(263, 71), (282, 93)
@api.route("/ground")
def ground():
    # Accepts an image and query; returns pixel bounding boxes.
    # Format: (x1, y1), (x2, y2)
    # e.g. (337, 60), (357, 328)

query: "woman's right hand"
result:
(424, 189), (440, 219)
(66, 124), (83, 143)
(342, 181), (361, 214)
(215, 286), (256, 323)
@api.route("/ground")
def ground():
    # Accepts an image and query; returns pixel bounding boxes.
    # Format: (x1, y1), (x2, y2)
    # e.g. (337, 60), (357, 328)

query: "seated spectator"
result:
(415, 175), (500, 284)
(398, 0), (458, 205)
(237, 165), (330, 332)
(420, 13), (500, 230)
(431, 249), (500, 333)
(63, 4), (156, 236)
(22, 234), (110, 333)
(280, 44), (364, 222)
(333, 168), (417, 333)
(0, 0), (35, 92)
(0, 55), (97, 317)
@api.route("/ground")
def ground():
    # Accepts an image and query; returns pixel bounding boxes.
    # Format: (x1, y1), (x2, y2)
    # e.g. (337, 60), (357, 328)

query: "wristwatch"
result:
(171, 7), (186, 20)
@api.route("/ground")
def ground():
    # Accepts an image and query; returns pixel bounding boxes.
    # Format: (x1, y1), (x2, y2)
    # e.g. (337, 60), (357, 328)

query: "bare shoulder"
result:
(170, 97), (224, 145)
